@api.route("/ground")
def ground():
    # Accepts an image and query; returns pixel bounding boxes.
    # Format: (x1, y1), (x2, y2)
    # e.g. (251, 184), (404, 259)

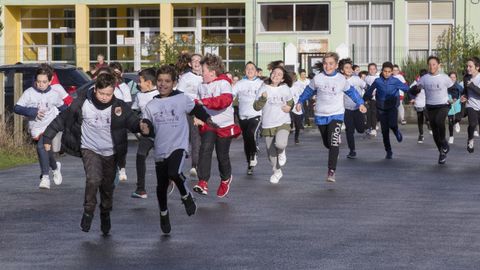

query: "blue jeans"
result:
(36, 135), (58, 176)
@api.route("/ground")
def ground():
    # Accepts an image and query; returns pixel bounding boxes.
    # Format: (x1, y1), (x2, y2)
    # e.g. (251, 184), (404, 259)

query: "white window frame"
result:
(347, 1), (394, 65)
(406, 0), (455, 58)
(257, 2), (331, 34)
(20, 8), (76, 64)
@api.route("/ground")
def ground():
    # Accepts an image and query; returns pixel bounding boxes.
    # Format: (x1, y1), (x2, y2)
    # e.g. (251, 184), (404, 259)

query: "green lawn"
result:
(0, 150), (37, 170)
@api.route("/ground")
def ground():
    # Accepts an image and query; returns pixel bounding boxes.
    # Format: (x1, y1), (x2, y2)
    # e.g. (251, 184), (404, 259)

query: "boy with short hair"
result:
(364, 62), (410, 159)
(141, 65), (215, 234)
(43, 73), (143, 235)
(131, 68), (160, 199)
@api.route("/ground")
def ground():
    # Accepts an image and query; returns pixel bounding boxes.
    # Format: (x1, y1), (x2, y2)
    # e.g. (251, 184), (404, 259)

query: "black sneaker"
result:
(247, 166), (253, 175)
(467, 140), (474, 153)
(438, 152), (447, 164)
(417, 135), (424, 144)
(181, 193), (197, 216)
(100, 212), (111, 236)
(80, 212), (93, 232)
(160, 212), (171, 234)
(385, 151), (393, 159)
(295, 139), (300, 144)
(394, 130), (403, 142)
(347, 151), (357, 159)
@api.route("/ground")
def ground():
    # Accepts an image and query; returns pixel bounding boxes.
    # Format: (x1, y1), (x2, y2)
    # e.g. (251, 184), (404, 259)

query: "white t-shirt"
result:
(418, 73), (454, 106)
(410, 81), (426, 108)
(197, 79), (234, 128)
(467, 73), (480, 110)
(365, 74), (379, 100)
(291, 81), (306, 115)
(394, 74), (407, 84)
(256, 84), (292, 129)
(177, 71), (203, 100)
(309, 72), (352, 117)
(16, 87), (64, 138)
(232, 78), (263, 120)
(344, 76), (366, 111)
(51, 84), (69, 100)
(114, 82), (132, 103)
(81, 100), (114, 156)
(132, 89), (160, 116)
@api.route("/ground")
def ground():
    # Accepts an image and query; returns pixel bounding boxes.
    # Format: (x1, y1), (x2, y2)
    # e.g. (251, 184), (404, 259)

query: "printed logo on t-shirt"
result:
(85, 112), (111, 130)
(153, 104), (181, 127)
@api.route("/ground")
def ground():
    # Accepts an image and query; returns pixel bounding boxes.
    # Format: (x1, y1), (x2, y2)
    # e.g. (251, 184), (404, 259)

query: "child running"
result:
(364, 62), (409, 159)
(43, 73), (143, 235)
(297, 52), (367, 182)
(131, 68), (160, 199)
(364, 63), (379, 137)
(253, 66), (293, 184)
(416, 56), (457, 164)
(408, 69), (430, 144)
(141, 65), (214, 234)
(290, 72), (306, 144)
(176, 53), (204, 177)
(447, 71), (464, 144)
(14, 65), (66, 189)
(461, 57), (480, 153)
(193, 54), (240, 198)
(339, 58), (367, 159)
(233, 61), (263, 175)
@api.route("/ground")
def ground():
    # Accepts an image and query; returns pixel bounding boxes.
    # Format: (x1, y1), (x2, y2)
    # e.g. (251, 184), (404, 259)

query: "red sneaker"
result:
(217, 176), (233, 198)
(193, 180), (208, 195)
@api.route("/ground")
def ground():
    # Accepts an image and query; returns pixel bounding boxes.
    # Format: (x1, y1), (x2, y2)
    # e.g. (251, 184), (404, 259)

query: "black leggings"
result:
(377, 107), (399, 153)
(318, 120), (342, 170)
(366, 100), (377, 130)
(344, 109), (366, 152)
(239, 116), (261, 164)
(416, 109), (430, 135)
(448, 113), (462, 137)
(155, 149), (188, 212)
(290, 113), (304, 141)
(426, 105), (449, 152)
(197, 130), (232, 182)
(135, 137), (154, 192)
(467, 107), (480, 140)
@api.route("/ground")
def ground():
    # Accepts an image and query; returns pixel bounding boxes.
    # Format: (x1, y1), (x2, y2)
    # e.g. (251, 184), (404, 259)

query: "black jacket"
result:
(43, 88), (141, 157)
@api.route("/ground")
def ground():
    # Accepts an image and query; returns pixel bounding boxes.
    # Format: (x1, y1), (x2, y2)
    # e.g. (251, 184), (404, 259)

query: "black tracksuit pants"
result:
(135, 137), (154, 193)
(318, 120), (342, 170)
(344, 109), (366, 152)
(239, 116), (261, 164)
(155, 149), (188, 212)
(197, 130), (232, 182)
(426, 105), (449, 152)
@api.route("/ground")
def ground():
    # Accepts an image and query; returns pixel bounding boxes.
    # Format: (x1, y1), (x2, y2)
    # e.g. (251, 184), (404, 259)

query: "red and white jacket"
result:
(51, 72), (73, 106)
(196, 74), (241, 138)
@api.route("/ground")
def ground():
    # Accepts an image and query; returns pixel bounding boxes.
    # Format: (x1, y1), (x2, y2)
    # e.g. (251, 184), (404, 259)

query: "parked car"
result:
(0, 63), (91, 114)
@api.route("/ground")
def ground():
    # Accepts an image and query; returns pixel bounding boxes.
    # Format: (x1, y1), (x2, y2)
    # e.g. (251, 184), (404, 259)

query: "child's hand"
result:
(261, 92), (268, 98)
(281, 105), (291, 113)
(140, 120), (150, 135)
(37, 110), (46, 120)
(295, 103), (302, 112)
(193, 117), (204, 126)
(409, 99), (416, 105)
(359, 104), (367, 113)
(461, 95), (468, 103)
(44, 144), (51, 151)
(206, 118), (219, 129)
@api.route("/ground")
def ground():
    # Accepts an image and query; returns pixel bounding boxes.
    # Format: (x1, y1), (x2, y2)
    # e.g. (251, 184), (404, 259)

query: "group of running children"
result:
(13, 52), (480, 235)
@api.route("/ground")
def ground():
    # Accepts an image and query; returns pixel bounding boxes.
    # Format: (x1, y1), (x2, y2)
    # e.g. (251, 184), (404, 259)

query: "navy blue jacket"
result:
(364, 76), (409, 110)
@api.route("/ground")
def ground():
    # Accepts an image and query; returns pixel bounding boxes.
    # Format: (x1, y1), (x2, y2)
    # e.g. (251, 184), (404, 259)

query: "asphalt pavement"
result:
(1, 124), (480, 270)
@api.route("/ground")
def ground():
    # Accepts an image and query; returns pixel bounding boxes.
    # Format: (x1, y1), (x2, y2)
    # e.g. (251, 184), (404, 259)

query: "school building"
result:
(1, 0), (480, 74)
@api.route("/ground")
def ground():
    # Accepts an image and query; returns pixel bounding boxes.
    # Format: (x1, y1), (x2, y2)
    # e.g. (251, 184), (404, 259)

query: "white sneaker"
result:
(119, 168), (127, 182)
(448, 136), (454, 144)
(52, 162), (62, 185)
(269, 169), (283, 184)
(455, 123), (461, 133)
(370, 130), (377, 136)
(278, 150), (287, 166)
(189, 167), (198, 178)
(475, 131), (479, 137)
(249, 154), (258, 167)
(39, 175), (50, 189)
(429, 130), (433, 135)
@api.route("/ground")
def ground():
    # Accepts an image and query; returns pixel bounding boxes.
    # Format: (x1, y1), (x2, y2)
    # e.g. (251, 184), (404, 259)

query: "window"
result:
(407, 1), (454, 59)
(259, 3), (329, 32)
(21, 8), (76, 64)
(173, 6), (246, 71)
(89, 7), (160, 71)
(347, 2), (393, 65)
